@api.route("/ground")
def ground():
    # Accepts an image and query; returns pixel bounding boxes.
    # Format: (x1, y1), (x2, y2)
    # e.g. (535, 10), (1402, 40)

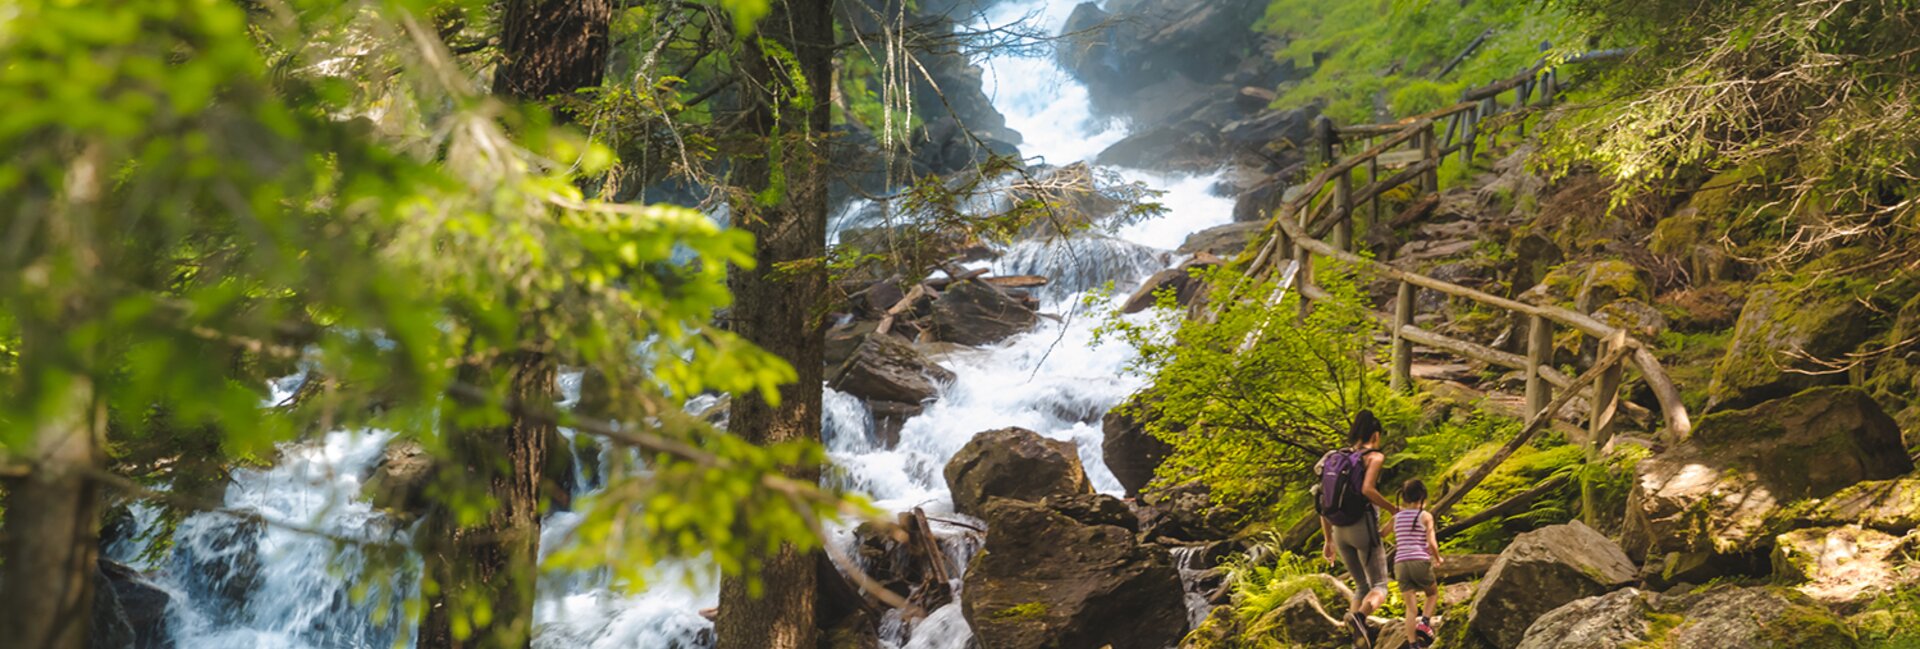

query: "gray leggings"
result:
(1332, 520), (1390, 598)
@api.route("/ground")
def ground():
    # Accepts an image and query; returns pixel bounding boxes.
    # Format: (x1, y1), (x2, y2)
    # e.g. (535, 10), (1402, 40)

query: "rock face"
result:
(943, 427), (1092, 517)
(92, 559), (173, 649)
(930, 280), (1039, 346)
(1623, 387), (1912, 560)
(828, 332), (956, 404)
(364, 440), (435, 514)
(1100, 398), (1175, 497)
(1468, 521), (1638, 649)
(961, 498), (1186, 649)
(1708, 282), (1876, 410)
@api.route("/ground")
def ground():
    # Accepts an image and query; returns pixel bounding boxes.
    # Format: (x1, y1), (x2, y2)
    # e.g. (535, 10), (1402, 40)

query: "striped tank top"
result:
(1393, 508), (1432, 563)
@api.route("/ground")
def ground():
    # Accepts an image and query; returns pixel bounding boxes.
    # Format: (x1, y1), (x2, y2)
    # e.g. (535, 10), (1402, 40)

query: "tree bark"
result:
(490, 0), (613, 102)
(421, 355), (555, 649)
(0, 376), (102, 649)
(416, 4), (612, 647)
(715, 1), (835, 648)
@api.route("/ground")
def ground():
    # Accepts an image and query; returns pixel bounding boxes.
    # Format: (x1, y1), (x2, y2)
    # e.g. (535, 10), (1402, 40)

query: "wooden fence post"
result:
(1525, 314), (1552, 416)
(1333, 167), (1354, 252)
(1392, 281), (1414, 392)
(1420, 122), (1440, 194)
(1316, 115), (1337, 164)
(1295, 242), (1314, 322)
(1369, 148), (1382, 227)
(1582, 332), (1627, 525)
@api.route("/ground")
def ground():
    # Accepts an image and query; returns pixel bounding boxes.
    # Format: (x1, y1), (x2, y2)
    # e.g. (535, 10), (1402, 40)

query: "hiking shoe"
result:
(1415, 619), (1435, 644)
(1345, 611), (1374, 649)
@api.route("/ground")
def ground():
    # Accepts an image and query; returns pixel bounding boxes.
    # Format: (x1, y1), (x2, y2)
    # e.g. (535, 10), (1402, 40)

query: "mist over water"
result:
(132, 0), (1240, 646)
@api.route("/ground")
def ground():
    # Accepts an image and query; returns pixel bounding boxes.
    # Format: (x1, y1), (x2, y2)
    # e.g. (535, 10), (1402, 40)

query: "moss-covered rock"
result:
(1622, 387), (1913, 561)
(1518, 584), (1857, 648)
(1648, 208), (1737, 284)
(1772, 478), (1920, 535)
(1575, 259), (1652, 313)
(1706, 281), (1876, 411)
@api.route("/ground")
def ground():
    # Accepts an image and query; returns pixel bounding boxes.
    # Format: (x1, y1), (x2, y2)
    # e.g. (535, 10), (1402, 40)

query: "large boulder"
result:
(961, 498), (1186, 649)
(1177, 222), (1263, 258)
(1517, 585), (1859, 649)
(1708, 282), (1877, 410)
(1120, 256), (1216, 314)
(828, 333), (956, 405)
(364, 440), (435, 514)
(92, 559), (173, 649)
(1468, 521), (1638, 649)
(943, 427), (1092, 517)
(1101, 397), (1175, 497)
(1516, 588), (1658, 649)
(930, 279), (1039, 346)
(1241, 574), (1351, 648)
(1623, 387), (1911, 560)
(1661, 586), (1858, 648)
(1772, 525), (1919, 606)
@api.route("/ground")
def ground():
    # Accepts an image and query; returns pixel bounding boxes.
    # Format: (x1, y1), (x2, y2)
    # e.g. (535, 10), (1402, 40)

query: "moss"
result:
(993, 601), (1049, 621)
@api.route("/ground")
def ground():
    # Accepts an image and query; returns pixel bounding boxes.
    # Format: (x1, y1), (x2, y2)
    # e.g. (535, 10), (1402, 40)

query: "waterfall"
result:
(135, 0), (1243, 646)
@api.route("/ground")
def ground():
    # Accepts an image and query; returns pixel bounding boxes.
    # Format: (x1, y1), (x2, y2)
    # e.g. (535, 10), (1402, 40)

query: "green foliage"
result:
(0, 0), (842, 617)
(1539, 0), (1920, 263)
(1260, 0), (1572, 124)
(1099, 262), (1417, 520)
(1223, 545), (1343, 645)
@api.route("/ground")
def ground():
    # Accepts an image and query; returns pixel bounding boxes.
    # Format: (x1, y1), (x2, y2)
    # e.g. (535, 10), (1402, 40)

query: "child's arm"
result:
(1422, 511), (1441, 562)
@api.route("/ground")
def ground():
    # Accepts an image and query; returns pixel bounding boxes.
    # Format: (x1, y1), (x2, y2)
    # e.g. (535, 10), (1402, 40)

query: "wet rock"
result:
(828, 333), (956, 405)
(961, 498), (1186, 649)
(1516, 588), (1657, 649)
(92, 559), (173, 649)
(929, 279), (1039, 346)
(1772, 525), (1919, 607)
(1120, 257), (1216, 314)
(1468, 521), (1637, 649)
(1101, 396), (1176, 497)
(1177, 222), (1263, 259)
(866, 399), (923, 450)
(1622, 387), (1911, 561)
(943, 427), (1092, 517)
(819, 609), (882, 649)
(364, 440), (435, 515)
(1708, 282), (1877, 410)
(825, 320), (881, 369)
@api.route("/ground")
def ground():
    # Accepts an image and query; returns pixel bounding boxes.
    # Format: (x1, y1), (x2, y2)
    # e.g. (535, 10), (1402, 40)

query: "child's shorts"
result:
(1395, 560), (1436, 590)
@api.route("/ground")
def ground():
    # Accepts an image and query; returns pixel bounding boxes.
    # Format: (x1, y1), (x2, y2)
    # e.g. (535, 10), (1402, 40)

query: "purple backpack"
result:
(1316, 449), (1376, 527)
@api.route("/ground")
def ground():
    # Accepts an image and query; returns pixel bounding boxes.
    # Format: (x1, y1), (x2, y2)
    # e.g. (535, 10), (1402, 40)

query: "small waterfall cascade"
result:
(128, 0), (1246, 646)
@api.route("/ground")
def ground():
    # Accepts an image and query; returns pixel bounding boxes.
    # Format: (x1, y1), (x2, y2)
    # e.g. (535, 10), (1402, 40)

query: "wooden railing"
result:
(1238, 49), (1692, 448)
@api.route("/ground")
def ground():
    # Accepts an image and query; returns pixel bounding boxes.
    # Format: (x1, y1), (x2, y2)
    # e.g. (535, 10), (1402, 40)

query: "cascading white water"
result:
(134, 0), (1243, 646)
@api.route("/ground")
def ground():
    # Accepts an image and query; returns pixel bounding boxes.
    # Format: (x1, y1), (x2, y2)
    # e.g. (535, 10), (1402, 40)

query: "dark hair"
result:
(1346, 410), (1383, 445)
(1400, 479), (1429, 504)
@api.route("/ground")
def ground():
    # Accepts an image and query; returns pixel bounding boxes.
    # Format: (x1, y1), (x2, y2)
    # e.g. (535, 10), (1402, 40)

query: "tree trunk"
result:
(491, 0), (612, 104)
(716, 1), (835, 648)
(416, 4), (611, 647)
(420, 355), (555, 649)
(0, 375), (102, 649)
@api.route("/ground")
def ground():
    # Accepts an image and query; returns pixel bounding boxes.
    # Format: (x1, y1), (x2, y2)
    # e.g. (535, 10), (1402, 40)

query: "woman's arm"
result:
(1361, 452), (1400, 514)
(1319, 515), (1336, 563)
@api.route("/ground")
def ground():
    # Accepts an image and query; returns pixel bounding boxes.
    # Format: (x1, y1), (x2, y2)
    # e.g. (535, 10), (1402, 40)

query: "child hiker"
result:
(1393, 479), (1442, 648)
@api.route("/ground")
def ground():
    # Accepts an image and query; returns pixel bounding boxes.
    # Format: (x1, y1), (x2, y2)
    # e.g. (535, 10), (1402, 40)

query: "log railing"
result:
(1237, 49), (1691, 450)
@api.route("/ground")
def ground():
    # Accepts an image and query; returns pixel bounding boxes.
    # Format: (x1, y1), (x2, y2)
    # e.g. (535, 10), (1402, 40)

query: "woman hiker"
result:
(1315, 410), (1397, 649)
